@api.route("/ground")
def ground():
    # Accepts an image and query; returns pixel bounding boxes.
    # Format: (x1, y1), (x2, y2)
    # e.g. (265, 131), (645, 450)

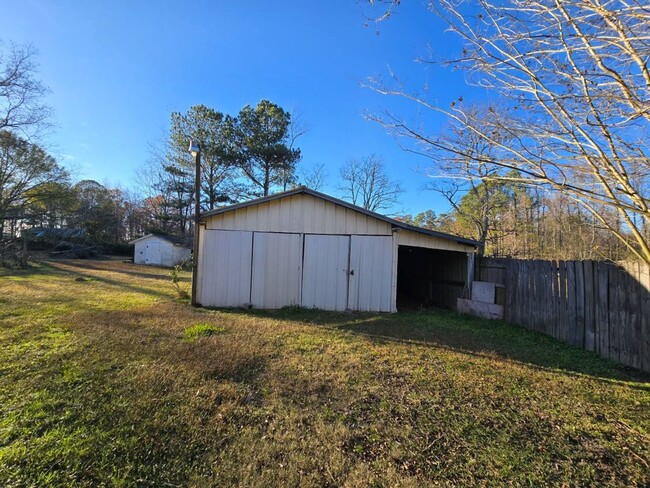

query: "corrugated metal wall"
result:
(197, 192), (475, 311)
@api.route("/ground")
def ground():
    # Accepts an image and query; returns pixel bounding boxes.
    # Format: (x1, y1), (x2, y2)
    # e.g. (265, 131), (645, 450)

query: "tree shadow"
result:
(34, 260), (175, 300)
(60, 259), (191, 282)
(217, 307), (650, 388)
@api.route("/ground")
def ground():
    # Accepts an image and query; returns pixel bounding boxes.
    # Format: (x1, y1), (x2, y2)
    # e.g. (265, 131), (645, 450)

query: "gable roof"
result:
(200, 187), (478, 248)
(129, 233), (190, 246)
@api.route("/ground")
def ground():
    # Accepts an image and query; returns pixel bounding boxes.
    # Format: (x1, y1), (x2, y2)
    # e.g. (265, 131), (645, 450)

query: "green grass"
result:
(1, 259), (649, 486)
(183, 323), (226, 342)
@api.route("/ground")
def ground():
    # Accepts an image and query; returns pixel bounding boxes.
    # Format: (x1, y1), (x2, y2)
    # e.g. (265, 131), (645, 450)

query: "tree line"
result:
(397, 175), (631, 262)
(4, 0), (650, 271)
(0, 41), (405, 263)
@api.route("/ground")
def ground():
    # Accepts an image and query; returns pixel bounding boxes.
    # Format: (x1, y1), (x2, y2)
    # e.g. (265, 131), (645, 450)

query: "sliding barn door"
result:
(251, 232), (302, 309)
(198, 230), (253, 307)
(301, 235), (350, 311)
(348, 235), (394, 312)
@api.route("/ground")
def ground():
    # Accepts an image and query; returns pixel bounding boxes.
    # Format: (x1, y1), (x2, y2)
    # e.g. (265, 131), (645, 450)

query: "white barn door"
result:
(198, 230), (253, 307)
(348, 235), (394, 312)
(145, 241), (162, 265)
(251, 232), (302, 309)
(302, 235), (350, 311)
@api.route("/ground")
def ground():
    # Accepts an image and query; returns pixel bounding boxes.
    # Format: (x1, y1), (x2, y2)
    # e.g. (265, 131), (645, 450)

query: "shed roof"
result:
(129, 233), (190, 246)
(201, 187), (478, 248)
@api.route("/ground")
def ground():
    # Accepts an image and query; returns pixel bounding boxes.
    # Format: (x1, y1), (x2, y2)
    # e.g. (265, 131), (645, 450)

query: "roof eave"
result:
(199, 187), (479, 249)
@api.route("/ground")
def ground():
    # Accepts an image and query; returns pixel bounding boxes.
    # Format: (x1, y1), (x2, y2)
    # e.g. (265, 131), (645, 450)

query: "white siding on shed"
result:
(302, 235), (350, 311)
(133, 235), (191, 267)
(171, 245), (191, 265)
(250, 232), (302, 309)
(198, 230), (252, 307)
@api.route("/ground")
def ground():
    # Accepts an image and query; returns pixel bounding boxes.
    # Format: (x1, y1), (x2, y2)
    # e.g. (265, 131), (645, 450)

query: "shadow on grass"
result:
(216, 306), (650, 387)
(59, 260), (192, 282)
(11, 260), (175, 301)
(0, 260), (63, 278)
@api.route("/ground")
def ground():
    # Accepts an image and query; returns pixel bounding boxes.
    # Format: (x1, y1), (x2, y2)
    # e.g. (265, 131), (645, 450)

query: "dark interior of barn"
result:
(396, 246), (469, 311)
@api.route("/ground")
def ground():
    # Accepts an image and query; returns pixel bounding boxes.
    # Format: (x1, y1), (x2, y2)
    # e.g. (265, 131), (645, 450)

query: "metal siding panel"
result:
(268, 200), (281, 229)
(205, 215), (218, 230)
(303, 196), (315, 233)
(290, 195), (302, 231)
(323, 201), (335, 232)
(302, 235), (350, 311)
(312, 199), (324, 234)
(397, 229), (474, 253)
(221, 212), (234, 230)
(251, 232), (302, 308)
(279, 197), (292, 230)
(333, 205), (347, 234)
(198, 230), (252, 307)
(202, 194), (447, 239)
(348, 236), (394, 312)
(197, 228), (207, 301)
(257, 202), (270, 231)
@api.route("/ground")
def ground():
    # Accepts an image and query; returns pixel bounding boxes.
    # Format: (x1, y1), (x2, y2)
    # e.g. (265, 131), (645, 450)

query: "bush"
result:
(169, 265), (190, 299)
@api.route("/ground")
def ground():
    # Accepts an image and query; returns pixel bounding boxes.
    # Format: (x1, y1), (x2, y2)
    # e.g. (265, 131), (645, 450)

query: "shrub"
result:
(169, 265), (190, 299)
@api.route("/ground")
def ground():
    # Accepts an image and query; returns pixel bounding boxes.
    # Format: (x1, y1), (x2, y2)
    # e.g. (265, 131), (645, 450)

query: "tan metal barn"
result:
(130, 234), (191, 267)
(196, 187), (478, 312)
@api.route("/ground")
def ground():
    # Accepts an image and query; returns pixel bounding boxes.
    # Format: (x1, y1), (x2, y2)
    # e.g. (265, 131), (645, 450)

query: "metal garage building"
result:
(196, 187), (477, 312)
(131, 234), (191, 267)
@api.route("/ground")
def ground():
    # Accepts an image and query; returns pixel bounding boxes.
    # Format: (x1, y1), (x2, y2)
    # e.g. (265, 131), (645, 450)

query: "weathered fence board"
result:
(640, 266), (650, 371)
(481, 257), (650, 373)
(597, 263), (610, 359)
(558, 260), (567, 343)
(566, 262), (577, 347)
(583, 260), (595, 352)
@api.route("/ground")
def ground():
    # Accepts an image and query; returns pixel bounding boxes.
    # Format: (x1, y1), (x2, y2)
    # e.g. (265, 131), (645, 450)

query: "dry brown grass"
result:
(1, 259), (649, 486)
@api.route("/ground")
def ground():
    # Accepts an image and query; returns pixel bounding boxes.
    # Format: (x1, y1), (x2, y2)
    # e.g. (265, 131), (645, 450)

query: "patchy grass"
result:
(183, 323), (226, 342)
(0, 259), (649, 487)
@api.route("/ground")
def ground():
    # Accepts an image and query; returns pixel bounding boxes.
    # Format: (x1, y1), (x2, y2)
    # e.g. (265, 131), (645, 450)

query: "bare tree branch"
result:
(365, 0), (650, 263)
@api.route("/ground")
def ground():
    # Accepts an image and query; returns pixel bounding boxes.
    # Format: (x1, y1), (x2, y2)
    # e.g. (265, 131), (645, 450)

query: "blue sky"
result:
(1, 0), (485, 215)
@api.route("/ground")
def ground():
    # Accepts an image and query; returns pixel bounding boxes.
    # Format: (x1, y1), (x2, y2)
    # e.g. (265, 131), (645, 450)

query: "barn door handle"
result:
(350, 270), (354, 276)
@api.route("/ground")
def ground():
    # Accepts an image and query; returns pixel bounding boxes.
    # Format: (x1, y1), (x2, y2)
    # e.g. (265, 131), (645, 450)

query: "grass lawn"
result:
(1, 259), (649, 486)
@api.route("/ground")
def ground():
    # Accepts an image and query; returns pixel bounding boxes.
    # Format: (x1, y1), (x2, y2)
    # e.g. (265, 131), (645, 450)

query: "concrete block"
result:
(472, 281), (496, 304)
(457, 298), (504, 320)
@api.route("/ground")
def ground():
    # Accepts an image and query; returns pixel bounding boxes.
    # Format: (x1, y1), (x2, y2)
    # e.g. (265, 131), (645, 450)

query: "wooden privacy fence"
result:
(479, 258), (650, 373)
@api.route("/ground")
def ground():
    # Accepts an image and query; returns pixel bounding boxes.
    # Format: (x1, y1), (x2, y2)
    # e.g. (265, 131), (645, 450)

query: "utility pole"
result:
(189, 140), (201, 306)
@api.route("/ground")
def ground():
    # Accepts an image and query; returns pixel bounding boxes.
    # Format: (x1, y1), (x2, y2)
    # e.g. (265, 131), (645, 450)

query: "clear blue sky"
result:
(1, 0), (486, 215)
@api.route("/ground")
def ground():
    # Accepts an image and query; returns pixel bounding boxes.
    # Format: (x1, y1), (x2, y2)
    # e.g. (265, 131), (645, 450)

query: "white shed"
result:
(130, 234), (191, 267)
(196, 187), (478, 312)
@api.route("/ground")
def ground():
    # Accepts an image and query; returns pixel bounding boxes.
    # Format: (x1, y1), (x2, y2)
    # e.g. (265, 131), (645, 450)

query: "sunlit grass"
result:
(0, 259), (648, 486)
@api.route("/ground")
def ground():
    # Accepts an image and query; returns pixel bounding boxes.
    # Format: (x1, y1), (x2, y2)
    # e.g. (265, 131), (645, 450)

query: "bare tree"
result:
(299, 162), (328, 191)
(368, 0), (650, 263)
(0, 42), (50, 138)
(420, 105), (513, 254)
(281, 110), (310, 191)
(338, 154), (403, 212)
